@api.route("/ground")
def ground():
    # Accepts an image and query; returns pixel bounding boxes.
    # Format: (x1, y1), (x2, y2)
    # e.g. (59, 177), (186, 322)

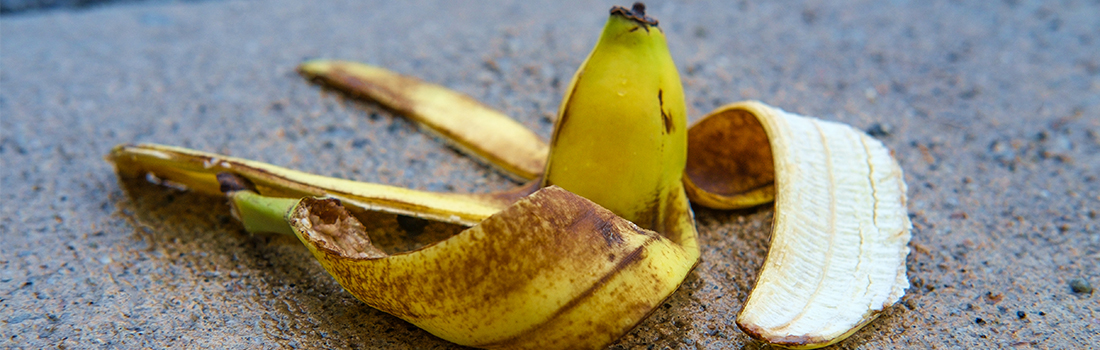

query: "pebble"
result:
(865, 122), (893, 138)
(1069, 278), (1093, 294)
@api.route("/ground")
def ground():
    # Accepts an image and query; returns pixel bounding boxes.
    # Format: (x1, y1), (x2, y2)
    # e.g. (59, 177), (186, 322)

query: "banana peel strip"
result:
(298, 60), (549, 181)
(108, 143), (528, 226)
(701, 101), (912, 348)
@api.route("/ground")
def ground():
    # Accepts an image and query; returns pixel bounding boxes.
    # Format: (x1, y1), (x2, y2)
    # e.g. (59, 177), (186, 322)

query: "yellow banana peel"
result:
(108, 2), (911, 349)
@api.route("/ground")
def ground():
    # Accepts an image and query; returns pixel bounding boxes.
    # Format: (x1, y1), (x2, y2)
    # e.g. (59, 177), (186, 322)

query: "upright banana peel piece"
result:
(541, 6), (687, 233)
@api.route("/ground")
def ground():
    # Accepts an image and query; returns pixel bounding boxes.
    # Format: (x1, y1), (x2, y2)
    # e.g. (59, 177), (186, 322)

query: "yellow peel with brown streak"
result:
(276, 186), (697, 350)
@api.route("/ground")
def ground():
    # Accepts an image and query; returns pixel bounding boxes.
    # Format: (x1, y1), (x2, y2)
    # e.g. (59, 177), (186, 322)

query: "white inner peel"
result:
(734, 101), (911, 347)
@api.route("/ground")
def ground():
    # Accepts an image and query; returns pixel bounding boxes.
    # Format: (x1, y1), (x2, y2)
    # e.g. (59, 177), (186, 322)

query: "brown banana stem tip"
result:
(610, 2), (658, 26)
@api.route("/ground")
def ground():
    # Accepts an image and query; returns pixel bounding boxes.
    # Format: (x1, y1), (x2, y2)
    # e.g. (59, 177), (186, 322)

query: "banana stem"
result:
(227, 190), (300, 237)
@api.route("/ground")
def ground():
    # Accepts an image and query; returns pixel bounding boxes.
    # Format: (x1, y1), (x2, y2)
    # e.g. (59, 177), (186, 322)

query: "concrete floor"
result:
(2, 0), (1098, 348)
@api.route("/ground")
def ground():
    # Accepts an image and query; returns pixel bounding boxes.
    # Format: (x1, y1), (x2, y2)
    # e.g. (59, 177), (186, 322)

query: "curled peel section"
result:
(684, 104), (776, 209)
(288, 186), (698, 350)
(692, 101), (911, 348)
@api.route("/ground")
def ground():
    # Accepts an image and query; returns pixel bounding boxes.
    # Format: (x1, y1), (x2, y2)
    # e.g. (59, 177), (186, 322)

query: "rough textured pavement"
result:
(2, 0), (1098, 348)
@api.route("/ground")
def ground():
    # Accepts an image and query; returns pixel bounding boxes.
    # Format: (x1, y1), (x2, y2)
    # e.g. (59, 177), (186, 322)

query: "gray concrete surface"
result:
(2, 0), (1098, 348)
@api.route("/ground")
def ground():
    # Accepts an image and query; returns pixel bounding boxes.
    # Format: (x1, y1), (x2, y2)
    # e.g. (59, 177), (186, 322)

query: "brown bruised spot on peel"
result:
(659, 89), (673, 134)
(685, 107), (774, 201)
(569, 209), (626, 247)
(293, 197), (388, 259)
(629, 195), (663, 235)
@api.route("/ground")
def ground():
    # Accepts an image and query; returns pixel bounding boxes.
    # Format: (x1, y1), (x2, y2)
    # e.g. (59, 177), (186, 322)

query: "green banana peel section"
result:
(108, 143), (531, 227)
(226, 185), (698, 350)
(298, 60), (549, 182)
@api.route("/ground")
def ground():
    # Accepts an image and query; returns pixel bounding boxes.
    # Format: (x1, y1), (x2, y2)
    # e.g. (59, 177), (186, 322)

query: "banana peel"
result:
(107, 3), (912, 349)
(109, 99), (910, 350)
